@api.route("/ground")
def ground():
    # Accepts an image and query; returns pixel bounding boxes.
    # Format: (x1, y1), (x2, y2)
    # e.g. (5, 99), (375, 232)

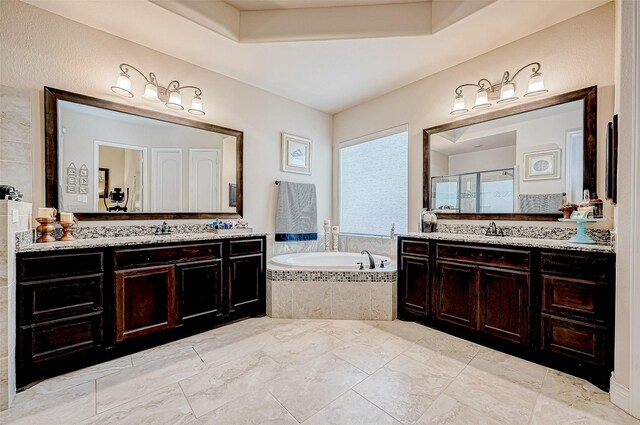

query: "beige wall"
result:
(0, 0), (333, 234)
(333, 3), (616, 231)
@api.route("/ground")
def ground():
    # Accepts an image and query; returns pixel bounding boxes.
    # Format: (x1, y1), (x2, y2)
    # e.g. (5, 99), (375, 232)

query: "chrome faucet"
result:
(361, 250), (376, 269)
(485, 221), (505, 237)
(155, 221), (173, 235)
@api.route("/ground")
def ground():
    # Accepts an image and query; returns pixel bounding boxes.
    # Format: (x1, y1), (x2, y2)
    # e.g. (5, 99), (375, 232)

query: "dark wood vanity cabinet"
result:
(431, 244), (531, 344)
(228, 239), (266, 316)
(16, 236), (266, 389)
(398, 236), (615, 389)
(115, 265), (177, 342)
(398, 240), (431, 316)
(16, 251), (105, 389)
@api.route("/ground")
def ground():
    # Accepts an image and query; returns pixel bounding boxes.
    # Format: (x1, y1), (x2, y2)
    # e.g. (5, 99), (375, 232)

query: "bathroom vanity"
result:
(15, 234), (266, 390)
(397, 233), (615, 389)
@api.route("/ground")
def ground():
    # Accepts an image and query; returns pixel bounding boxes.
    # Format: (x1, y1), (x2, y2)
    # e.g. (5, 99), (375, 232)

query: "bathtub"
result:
(270, 251), (392, 270)
(267, 251), (397, 320)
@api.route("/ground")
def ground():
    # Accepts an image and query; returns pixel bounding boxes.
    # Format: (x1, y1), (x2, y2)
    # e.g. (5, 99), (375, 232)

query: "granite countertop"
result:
(18, 232), (269, 253)
(398, 232), (615, 253)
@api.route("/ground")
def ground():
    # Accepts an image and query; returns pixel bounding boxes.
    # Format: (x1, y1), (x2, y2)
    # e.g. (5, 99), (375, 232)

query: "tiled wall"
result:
(0, 86), (32, 202)
(0, 201), (32, 410)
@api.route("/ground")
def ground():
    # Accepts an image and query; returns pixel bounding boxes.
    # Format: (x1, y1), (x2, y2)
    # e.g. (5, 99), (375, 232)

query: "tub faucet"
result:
(361, 250), (376, 269)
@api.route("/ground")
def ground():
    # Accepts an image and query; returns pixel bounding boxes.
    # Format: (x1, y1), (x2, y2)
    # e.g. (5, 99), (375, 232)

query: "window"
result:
(339, 127), (408, 236)
(431, 168), (514, 213)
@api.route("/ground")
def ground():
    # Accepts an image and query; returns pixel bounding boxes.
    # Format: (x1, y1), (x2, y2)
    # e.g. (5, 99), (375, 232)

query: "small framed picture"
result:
(570, 210), (590, 219)
(67, 185), (77, 193)
(523, 148), (561, 180)
(281, 133), (312, 175)
(67, 176), (76, 185)
(79, 177), (88, 186)
(79, 186), (88, 194)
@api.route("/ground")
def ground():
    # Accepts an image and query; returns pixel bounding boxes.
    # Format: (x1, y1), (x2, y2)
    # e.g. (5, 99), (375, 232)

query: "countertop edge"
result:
(17, 232), (270, 254)
(397, 232), (615, 253)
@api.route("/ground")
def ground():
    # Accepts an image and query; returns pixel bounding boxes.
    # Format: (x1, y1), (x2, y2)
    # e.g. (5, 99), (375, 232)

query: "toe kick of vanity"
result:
(15, 235), (267, 390)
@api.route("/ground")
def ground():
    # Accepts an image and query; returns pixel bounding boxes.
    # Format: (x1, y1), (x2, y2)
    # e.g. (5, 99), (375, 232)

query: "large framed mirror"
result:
(423, 86), (597, 220)
(45, 87), (243, 220)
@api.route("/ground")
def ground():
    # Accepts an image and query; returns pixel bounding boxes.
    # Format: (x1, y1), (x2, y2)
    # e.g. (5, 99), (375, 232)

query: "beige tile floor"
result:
(1, 317), (638, 425)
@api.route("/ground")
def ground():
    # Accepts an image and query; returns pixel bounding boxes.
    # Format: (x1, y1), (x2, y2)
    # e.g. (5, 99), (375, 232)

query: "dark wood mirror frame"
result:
(44, 87), (243, 220)
(423, 86), (597, 221)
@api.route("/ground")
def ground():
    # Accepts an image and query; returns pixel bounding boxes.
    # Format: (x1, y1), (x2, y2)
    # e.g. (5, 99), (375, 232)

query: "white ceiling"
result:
(25, 0), (608, 113)
(224, 0), (428, 11)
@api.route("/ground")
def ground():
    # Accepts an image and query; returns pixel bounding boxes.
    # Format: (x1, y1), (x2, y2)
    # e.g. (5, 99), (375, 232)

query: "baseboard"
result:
(609, 377), (630, 412)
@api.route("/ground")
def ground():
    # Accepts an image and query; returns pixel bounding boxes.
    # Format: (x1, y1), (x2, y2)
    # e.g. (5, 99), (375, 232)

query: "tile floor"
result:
(1, 318), (638, 425)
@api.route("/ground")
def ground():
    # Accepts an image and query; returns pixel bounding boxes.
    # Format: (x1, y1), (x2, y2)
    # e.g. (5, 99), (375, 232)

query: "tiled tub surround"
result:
(267, 267), (397, 321)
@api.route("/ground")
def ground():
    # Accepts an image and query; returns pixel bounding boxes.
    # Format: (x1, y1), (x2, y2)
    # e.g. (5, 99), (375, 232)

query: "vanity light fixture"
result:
(450, 62), (548, 115)
(110, 63), (205, 116)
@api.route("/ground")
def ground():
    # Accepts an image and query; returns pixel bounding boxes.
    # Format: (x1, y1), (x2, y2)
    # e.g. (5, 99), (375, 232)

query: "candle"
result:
(37, 207), (56, 218)
(60, 212), (74, 223)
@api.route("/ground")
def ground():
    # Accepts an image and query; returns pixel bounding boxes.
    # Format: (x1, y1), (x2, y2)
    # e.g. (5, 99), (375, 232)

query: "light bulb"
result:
(165, 90), (184, 110)
(188, 96), (205, 116)
(525, 73), (548, 97)
(450, 94), (468, 115)
(472, 89), (491, 110)
(497, 82), (518, 104)
(110, 73), (133, 98)
(143, 82), (159, 101)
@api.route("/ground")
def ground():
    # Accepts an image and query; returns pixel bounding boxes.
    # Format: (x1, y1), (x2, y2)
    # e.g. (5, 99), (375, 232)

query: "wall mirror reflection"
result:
(45, 87), (243, 220)
(424, 86), (596, 220)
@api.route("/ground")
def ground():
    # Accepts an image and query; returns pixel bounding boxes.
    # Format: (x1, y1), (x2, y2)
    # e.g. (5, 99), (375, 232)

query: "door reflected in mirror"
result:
(57, 100), (238, 214)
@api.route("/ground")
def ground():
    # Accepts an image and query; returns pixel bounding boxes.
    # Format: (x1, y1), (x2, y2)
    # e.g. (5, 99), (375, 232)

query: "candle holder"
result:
(59, 221), (76, 242)
(35, 217), (56, 243)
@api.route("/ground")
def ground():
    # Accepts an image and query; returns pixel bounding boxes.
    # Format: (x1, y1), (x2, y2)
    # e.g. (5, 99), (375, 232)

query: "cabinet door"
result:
(228, 253), (264, 316)
(435, 261), (477, 329)
(115, 265), (177, 342)
(178, 259), (223, 324)
(399, 255), (429, 316)
(478, 267), (530, 344)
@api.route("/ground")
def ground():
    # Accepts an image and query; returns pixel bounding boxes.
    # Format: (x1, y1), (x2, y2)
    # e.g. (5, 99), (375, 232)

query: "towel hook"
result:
(275, 180), (280, 185)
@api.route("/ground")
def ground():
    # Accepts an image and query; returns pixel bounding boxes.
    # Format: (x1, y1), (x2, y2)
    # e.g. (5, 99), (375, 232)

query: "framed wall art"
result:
(281, 133), (311, 175)
(523, 148), (561, 181)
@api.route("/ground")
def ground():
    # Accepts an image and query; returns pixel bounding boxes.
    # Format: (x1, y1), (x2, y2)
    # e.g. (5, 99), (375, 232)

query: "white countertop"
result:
(18, 232), (268, 253)
(398, 232), (615, 253)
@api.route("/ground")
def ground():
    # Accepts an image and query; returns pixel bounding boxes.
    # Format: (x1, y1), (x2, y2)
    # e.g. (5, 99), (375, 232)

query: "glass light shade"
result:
(497, 82), (518, 104)
(188, 96), (205, 116)
(524, 73), (548, 97)
(110, 73), (133, 98)
(165, 90), (184, 110)
(472, 89), (491, 109)
(450, 95), (468, 115)
(142, 82), (159, 101)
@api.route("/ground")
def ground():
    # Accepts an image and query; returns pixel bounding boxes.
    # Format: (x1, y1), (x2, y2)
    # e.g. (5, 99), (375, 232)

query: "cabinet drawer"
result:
(115, 243), (222, 269)
(540, 253), (612, 280)
(542, 275), (609, 322)
(229, 239), (263, 256)
(401, 240), (430, 257)
(19, 312), (103, 365)
(20, 274), (103, 324)
(19, 251), (103, 280)
(541, 314), (608, 366)
(437, 244), (530, 270)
